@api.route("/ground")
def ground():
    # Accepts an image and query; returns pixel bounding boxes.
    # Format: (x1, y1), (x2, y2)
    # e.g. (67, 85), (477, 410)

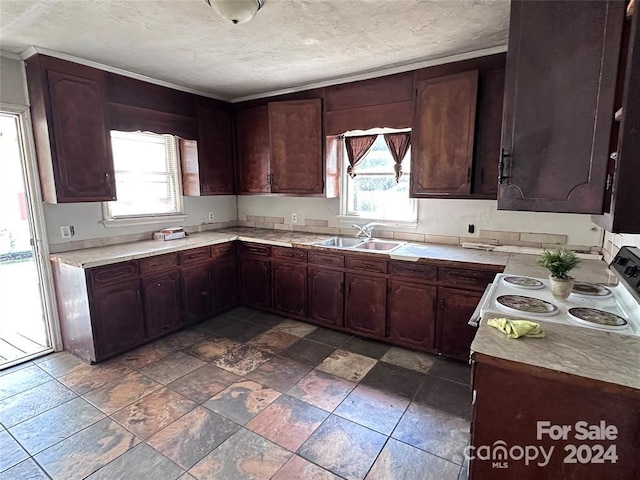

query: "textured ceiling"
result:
(0, 0), (510, 101)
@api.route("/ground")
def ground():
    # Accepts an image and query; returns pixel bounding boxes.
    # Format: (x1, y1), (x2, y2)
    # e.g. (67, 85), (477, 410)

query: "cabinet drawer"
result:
(139, 253), (179, 274)
(239, 242), (271, 257)
(89, 261), (139, 287)
(439, 267), (496, 289)
(211, 242), (235, 258)
(272, 246), (307, 263)
(346, 256), (388, 274)
(179, 247), (211, 265)
(308, 251), (345, 268)
(389, 261), (437, 282)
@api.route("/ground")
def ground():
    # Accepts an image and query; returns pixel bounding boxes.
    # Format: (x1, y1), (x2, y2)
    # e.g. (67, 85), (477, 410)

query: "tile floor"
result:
(0, 307), (472, 480)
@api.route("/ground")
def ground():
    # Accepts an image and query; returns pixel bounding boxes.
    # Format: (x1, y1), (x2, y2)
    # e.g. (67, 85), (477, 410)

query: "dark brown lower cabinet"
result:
(345, 273), (387, 338)
(272, 261), (307, 318)
(388, 279), (437, 352)
(142, 270), (182, 338)
(240, 255), (272, 309)
(181, 262), (212, 324)
(308, 267), (345, 327)
(211, 253), (238, 313)
(436, 287), (482, 361)
(90, 280), (145, 359)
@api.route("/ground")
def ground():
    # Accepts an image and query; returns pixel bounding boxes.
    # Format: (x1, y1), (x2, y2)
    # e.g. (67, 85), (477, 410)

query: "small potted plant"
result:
(537, 248), (582, 300)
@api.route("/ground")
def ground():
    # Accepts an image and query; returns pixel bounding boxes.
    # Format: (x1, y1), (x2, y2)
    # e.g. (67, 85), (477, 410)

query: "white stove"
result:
(471, 246), (640, 337)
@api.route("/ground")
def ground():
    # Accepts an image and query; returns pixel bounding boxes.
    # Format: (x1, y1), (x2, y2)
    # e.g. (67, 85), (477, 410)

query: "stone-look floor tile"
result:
(245, 356), (312, 392)
(139, 352), (205, 385)
(177, 474), (197, 480)
(35, 352), (85, 377)
(287, 370), (356, 412)
(147, 406), (239, 470)
(86, 443), (183, 480)
(273, 319), (318, 337)
(365, 438), (460, 480)
(203, 380), (280, 425)
(247, 329), (299, 354)
(0, 379), (76, 427)
(185, 337), (241, 363)
(160, 330), (211, 350)
(334, 384), (408, 435)
(361, 362), (425, 400)
(0, 429), (28, 472)
(380, 347), (436, 374)
(189, 428), (291, 480)
(194, 315), (238, 335)
(0, 361), (34, 378)
(9, 397), (105, 455)
(114, 342), (176, 370)
(341, 337), (390, 359)
(304, 328), (352, 347)
(225, 306), (260, 320)
(212, 345), (271, 376)
(58, 362), (132, 395)
(0, 364), (51, 401)
(246, 394), (328, 451)
(0, 458), (49, 480)
(271, 455), (342, 480)
(316, 350), (378, 383)
(112, 387), (197, 439)
(168, 364), (240, 404)
(413, 375), (472, 420)
(216, 320), (271, 343)
(244, 311), (286, 328)
(298, 415), (387, 480)
(83, 372), (162, 414)
(34, 418), (139, 480)
(428, 358), (471, 385)
(392, 403), (470, 465)
(280, 339), (337, 366)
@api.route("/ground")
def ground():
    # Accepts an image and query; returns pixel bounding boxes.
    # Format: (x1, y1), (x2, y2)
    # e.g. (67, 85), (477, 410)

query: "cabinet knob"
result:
(157, 283), (162, 287)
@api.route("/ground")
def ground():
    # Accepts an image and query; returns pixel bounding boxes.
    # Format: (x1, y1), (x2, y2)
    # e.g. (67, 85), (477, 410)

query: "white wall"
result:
(238, 196), (603, 246)
(0, 54), (28, 106)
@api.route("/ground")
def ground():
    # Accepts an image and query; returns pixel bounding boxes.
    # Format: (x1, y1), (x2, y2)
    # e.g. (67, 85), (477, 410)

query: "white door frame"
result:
(1, 103), (62, 356)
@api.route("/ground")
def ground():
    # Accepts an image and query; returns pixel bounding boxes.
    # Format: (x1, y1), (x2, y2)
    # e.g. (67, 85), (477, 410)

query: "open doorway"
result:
(0, 109), (57, 368)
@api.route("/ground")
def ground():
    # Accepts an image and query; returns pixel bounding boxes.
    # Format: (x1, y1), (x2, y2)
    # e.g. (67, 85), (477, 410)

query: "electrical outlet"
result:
(60, 225), (74, 238)
(291, 213), (298, 223)
(208, 212), (215, 222)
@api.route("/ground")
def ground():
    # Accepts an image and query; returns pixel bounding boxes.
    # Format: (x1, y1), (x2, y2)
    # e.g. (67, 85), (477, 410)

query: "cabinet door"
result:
(197, 106), (235, 195)
(436, 287), (481, 361)
(211, 253), (239, 313)
(345, 273), (386, 338)
(308, 267), (344, 327)
(236, 106), (270, 193)
(269, 99), (323, 194)
(47, 70), (115, 202)
(498, 0), (624, 213)
(388, 279), (437, 352)
(272, 261), (307, 318)
(181, 263), (212, 324)
(90, 280), (145, 360)
(142, 270), (182, 338)
(411, 70), (478, 196)
(240, 255), (272, 309)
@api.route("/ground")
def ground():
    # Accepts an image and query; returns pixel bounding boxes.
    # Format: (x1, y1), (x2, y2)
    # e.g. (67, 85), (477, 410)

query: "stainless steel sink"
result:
(314, 237), (404, 252)
(352, 240), (403, 251)
(315, 237), (363, 248)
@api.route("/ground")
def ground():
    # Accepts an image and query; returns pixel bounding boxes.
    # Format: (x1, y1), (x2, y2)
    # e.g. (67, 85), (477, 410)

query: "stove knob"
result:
(631, 266), (640, 277)
(617, 257), (629, 266)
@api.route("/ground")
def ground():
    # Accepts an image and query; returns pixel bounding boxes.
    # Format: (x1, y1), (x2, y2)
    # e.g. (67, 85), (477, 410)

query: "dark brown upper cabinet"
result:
(498, 0), (625, 214)
(410, 70), (479, 197)
(182, 105), (234, 195)
(235, 99), (324, 195)
(26, 57), (116, 203)
(269, 99), (323, 194)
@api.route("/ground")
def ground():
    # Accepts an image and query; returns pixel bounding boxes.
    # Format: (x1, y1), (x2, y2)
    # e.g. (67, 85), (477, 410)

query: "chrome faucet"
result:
(352, 222), (384, 239)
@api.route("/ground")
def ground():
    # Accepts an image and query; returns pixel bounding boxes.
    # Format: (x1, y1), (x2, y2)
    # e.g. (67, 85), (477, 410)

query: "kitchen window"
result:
(103, 131), (184, 224)
(340, 132), (417, 223)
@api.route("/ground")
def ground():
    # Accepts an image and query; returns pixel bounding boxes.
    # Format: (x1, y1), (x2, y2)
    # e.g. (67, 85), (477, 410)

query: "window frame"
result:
(339, 130), (417, 226)
(102, 131), (186, 228)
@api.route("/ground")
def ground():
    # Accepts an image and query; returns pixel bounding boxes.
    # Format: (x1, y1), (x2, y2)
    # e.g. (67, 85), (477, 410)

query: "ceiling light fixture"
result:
(205, 0), (266, 25)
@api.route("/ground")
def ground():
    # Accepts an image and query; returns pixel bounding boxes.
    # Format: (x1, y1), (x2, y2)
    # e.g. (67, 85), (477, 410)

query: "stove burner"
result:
(502, 276), (545, 289)
(571, 282), (613, 298)
(496, 295), (559, 316)
(567, 308), (628, 330)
